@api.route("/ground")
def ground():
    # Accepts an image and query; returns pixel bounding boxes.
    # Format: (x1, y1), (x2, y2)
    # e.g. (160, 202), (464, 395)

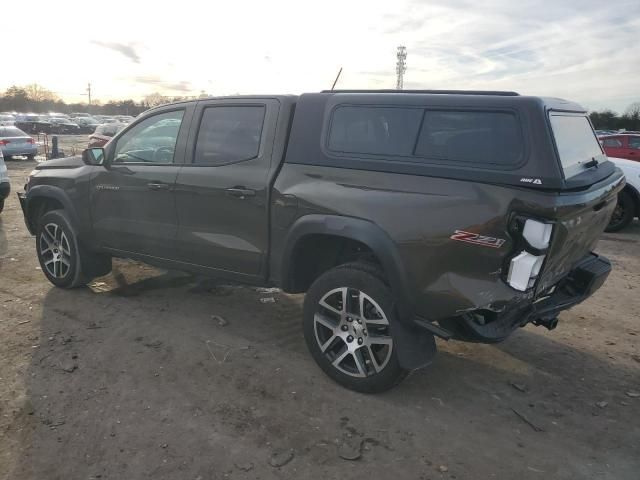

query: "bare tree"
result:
(24, 83), (58, 102)
(143, 92), (169, 107)
(625, 102), (640, 118)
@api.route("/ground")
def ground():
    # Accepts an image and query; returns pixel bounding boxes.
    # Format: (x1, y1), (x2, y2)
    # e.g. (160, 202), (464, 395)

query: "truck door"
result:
(173, 98), (280, 277)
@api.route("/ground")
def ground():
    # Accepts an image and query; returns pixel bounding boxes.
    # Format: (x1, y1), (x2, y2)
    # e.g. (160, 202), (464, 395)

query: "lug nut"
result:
(357, 337), (363, 345)
(347, 335), (354, 343)
(363, 330), (367, 336)
(341, 325), (348, 332)
(347, 317), (353, 322)
(356, 318), (362, 324)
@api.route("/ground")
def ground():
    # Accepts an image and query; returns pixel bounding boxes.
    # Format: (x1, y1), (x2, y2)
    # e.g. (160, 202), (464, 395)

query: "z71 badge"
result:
(450, 230), (506, 249)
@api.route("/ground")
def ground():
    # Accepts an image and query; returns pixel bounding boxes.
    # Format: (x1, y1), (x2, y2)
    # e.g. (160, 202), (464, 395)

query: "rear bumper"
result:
(425, 253), (611, 342)
(528, 253), (610, 321)
(0, 181), (10, 200)
(0, 145), (38, 156)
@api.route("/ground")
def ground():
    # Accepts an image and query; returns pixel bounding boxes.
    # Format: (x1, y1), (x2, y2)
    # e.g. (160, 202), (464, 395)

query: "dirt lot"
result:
(1, 158), (639, 480)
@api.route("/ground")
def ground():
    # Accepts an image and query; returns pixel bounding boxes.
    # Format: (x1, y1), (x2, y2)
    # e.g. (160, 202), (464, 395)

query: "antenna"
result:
(396, 46), (407, 90)
(331, 67), (343, 90)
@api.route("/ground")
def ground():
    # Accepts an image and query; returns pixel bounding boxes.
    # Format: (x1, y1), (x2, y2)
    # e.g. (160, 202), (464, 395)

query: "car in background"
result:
(48, 117), (81, 134)
(0, 148), (9, 213)
(0, 126), (37, 160)
(15, 115), (51, 134)
(599, 134), (640, 161)
(0, 114), (15, 126)
(87, 122), (126, 147)
(74, 117), (101, 133)
(71, 112), (91, 119)
(113, 115), (134, 123)
(605, 157), (640, 232)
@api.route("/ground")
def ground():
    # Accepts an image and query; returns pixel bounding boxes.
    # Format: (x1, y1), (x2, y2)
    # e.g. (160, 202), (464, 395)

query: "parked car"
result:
(48, 117), (81, 134)
(113, 115), (134, 123)
(87, 122), (126, 147)
(0, 149), (8, 213)
(71, 112), (91, 119)
(605, 157), (640, 231)
(0, 114), (15, 126)
(19, 90), (623, 393)
(15, 115), (51, 134)
(600, 134), (640, 161)
(73, 117), (101, 134)
(0, 126), (37, 160)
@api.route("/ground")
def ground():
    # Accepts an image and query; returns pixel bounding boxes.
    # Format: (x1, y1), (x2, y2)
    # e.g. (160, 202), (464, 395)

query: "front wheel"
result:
(303, 262), (408, 393)
(36, 210), (111, 288)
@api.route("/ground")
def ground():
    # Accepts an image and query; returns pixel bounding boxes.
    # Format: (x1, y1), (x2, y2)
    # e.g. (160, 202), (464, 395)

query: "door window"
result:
(194, 106), (265, 165)
(113, 110), (184, 164)
(602, 138), (623, 148)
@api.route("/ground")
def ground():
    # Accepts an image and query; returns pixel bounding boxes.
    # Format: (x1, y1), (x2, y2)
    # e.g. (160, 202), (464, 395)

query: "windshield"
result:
(549, 114), (605, 178)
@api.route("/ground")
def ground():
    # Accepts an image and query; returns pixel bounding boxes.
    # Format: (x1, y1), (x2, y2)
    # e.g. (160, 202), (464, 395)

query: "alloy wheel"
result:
(313, 287), (393, 378)
(39, 223), (72, 278)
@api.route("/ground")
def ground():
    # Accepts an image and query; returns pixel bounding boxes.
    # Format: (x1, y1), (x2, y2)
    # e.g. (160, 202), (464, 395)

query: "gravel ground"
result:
(1, 159), (639, 480)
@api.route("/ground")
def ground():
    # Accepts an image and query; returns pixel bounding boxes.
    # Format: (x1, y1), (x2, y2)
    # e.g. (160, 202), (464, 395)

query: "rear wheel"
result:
(26, 154), (35, 161)
(303, 262), (408, 393)
(606, 190), (635, 232)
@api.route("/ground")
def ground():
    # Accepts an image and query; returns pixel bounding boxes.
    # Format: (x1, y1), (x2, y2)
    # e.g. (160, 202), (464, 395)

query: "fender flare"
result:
(25, 185), (81, 235)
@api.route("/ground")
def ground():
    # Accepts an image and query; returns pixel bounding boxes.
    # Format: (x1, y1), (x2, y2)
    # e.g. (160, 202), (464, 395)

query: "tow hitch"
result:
(532, 316), (558, 331)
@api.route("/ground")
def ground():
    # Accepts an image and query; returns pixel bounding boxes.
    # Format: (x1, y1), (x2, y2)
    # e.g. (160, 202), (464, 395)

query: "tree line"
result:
(1, 84), (639, 131)
(0, 84), (207, 117)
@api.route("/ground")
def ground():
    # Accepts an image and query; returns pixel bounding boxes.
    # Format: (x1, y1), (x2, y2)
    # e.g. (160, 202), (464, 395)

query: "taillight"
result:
(0, 140), (9, 145)
(26, 138), (34, 144)
(506, 218), (554, 291)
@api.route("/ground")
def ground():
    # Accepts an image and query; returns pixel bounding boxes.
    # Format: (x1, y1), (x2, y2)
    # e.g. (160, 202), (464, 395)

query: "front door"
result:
(173, 99), (280, 278)
(90, 107), (192, 259)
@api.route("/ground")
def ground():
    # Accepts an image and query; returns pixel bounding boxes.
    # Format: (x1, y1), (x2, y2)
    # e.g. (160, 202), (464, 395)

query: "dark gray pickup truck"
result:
(19, 90), (624, 392)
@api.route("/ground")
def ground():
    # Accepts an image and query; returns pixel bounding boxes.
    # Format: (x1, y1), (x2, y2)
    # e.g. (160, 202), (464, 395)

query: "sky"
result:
(3, 0), (639, 113)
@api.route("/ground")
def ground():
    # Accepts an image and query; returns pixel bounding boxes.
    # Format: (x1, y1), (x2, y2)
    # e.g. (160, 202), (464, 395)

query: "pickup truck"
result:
(18, 90), (624, 392)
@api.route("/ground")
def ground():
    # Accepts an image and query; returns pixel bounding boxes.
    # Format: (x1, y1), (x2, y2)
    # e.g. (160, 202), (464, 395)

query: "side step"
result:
(414, 317), (453, 340)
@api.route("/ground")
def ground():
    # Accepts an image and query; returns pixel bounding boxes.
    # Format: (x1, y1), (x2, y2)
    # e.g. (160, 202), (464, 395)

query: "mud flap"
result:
(390, 319), (437, 370)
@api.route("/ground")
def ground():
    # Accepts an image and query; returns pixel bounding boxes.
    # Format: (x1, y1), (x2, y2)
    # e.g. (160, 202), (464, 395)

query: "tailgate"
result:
(536, 170), (624, 294)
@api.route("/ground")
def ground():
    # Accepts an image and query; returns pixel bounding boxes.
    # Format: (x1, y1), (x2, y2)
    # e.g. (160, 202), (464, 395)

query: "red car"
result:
(87, 122), (126, 148)
(599, 134), (640, 161)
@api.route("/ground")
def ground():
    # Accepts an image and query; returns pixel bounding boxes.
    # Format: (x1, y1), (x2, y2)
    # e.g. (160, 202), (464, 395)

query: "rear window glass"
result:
(2, 127), (27, 136)
(549, 115), (605, 176)
(328, 106), (523, 167)
(602, 138), (622, 147)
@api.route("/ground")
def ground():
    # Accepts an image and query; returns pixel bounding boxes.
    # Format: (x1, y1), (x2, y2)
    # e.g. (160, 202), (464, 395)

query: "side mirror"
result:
(82, 147), (105, 165)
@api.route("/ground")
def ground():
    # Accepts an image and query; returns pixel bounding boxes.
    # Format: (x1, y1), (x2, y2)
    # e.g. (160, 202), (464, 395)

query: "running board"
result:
(414, 317), (453, 340)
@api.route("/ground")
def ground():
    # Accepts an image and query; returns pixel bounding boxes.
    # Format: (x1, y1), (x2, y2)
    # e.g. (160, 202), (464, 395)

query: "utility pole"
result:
(87, 82), (92, 107)
(396, 46), (407, 90)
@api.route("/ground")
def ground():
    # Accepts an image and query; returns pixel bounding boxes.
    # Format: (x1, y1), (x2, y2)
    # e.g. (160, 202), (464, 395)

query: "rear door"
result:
(90, 105), (193, 259)
(626, 136), (640, 161)
(173, 98), (280, 278)
(601, 136), (625, 158)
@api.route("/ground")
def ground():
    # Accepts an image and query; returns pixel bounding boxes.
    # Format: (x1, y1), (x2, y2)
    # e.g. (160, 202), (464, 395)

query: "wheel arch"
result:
(623, 184), (640, 217)
(25, 186), (81, 235)
(279, 214), (414, 319)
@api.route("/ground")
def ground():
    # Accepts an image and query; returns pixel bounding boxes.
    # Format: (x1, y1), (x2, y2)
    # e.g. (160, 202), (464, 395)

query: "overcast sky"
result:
(4, 0), (639, 113)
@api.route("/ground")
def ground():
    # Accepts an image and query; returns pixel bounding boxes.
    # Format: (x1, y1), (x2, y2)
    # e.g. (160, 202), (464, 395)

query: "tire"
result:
(605, 190), (635, 232)
(303, 262), (409, 393)
(4, 155), (12, 161)
(35, 210), (111, 288)
(26, 154), (35, 161)
(0, 199), (4, 213)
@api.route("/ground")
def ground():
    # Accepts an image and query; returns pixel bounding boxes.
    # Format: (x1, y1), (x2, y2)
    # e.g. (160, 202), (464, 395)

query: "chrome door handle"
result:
(147, 182), (170, 190)
(226, 187), (256, 198)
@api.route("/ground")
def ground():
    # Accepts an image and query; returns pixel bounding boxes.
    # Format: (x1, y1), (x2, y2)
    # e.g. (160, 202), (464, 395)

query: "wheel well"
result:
(622, 185), (640, 217)
(27, 197), (64, 230)
(285, 234), (382, 293)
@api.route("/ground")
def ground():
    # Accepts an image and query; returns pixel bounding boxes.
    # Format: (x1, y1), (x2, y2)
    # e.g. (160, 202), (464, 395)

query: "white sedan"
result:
(606, 157), (640, 231)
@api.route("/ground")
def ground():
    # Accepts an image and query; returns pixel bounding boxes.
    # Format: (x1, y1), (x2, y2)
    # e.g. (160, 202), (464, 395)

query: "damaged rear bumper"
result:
(420, 253), (611, 342)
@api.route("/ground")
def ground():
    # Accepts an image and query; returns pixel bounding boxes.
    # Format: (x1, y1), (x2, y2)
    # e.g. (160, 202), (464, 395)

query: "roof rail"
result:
(321, 89), (520, 96)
